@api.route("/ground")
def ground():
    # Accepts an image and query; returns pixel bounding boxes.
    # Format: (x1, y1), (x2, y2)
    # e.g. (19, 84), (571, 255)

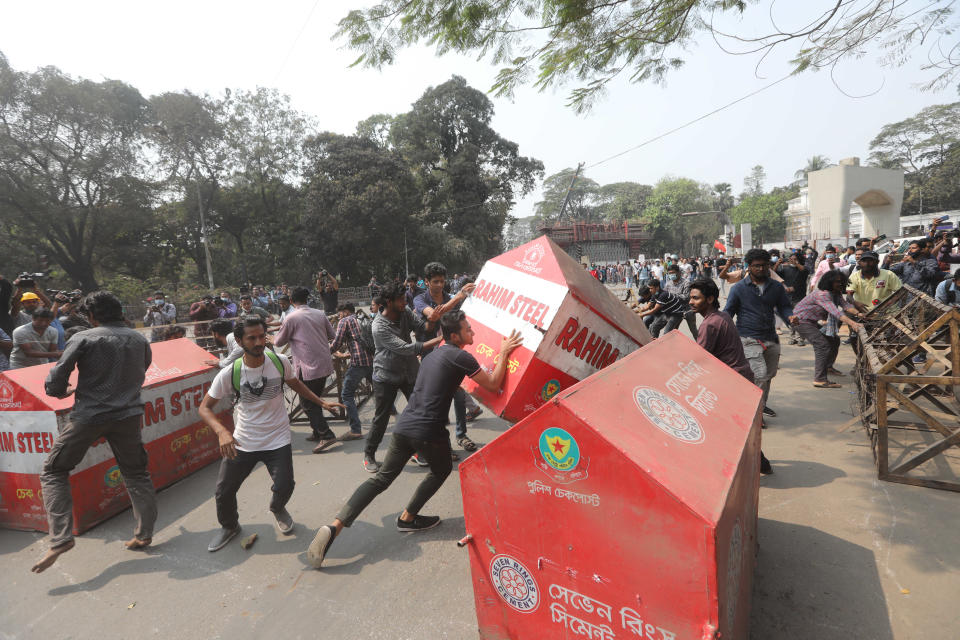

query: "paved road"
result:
(1, 331), (958, 639)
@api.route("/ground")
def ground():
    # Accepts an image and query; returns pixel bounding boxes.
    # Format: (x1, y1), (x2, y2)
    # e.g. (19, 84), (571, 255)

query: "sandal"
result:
(813, 381), (842, 389)
(457, 437), (478, 452)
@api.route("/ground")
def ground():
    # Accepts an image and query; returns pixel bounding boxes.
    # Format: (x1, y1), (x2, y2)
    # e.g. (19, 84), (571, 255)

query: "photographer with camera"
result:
(189, 294), (220, 337)
(143, 291), (176, 327)
(315, 270), (339, 314)
(927, 217), (960, 271)
(11, 274), (52, 329)
(216, 291), (238, 318)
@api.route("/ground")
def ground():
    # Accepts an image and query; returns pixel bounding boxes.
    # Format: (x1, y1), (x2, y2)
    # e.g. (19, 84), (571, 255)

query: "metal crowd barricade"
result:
(853, 284), (960, 492)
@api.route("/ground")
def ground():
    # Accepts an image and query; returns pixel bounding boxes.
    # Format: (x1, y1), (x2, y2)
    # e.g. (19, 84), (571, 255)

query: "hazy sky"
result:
(2, 1), (955, 216)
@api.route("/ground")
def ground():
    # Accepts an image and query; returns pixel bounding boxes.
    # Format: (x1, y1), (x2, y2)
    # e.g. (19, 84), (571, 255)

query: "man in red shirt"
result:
(689, 278), (772, 475)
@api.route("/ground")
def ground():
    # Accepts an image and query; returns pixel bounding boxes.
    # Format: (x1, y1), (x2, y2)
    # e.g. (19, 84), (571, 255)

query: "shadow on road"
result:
(750, 518), (893, 640)
(760, 459), (847, 489)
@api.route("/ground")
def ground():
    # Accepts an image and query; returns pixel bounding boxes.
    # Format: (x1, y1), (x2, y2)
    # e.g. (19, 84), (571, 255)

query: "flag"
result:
(713, 239), (727, 253)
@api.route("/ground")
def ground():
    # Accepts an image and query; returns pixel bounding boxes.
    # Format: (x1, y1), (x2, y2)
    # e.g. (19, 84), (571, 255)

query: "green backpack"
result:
(231, 350), (285, 401)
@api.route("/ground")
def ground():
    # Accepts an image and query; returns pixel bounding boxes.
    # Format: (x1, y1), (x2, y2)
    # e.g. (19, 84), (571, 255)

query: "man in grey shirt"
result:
(363, 282), (441, 471)
(32, 291), (156, 574)
(10, 308), (61, 368)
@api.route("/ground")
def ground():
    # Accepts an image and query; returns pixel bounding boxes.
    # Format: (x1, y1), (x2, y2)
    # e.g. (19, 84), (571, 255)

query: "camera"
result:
(16, 271), (46, 289)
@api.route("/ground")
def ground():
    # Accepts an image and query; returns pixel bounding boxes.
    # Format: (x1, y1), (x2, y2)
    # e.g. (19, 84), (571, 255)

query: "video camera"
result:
(16, 271), (48, 289)
(47, 289), (83, 303)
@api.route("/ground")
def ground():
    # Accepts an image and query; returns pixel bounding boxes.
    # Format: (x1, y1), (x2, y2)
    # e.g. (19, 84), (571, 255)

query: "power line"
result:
(272, 0), (322, 84)
(585, 73), (794, 170)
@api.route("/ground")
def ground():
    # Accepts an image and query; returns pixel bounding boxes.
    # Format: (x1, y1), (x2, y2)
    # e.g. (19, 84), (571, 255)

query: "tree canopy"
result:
(336, 1), (959, 112)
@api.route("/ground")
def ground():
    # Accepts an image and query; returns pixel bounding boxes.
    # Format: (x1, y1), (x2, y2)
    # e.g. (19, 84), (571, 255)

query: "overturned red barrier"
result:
(459, 332), (763, 640)
(0, 338), (232, 534)
(461, 236), (652, 422)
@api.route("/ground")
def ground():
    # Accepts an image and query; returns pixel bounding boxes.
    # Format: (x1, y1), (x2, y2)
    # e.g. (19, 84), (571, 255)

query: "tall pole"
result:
(195, 177), (215, 291)
(404, 228), (410, 277)
(557, 162), (584, 221)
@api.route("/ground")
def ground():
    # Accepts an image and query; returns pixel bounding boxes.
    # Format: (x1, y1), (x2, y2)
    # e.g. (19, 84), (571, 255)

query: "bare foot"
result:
(31, 539), (75, 573)
(124, 537), (152, 550)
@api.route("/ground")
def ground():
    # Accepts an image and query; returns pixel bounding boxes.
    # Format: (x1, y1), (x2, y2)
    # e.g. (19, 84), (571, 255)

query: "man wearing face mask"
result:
(662, 264), (699, 338)
(809, 245), (841, 292)
(847, 251), (901, 314)
(216, 291), (238, 318)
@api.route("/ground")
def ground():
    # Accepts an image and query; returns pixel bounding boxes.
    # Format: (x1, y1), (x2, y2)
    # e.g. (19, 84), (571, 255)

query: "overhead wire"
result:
(272, 0), (322, 84)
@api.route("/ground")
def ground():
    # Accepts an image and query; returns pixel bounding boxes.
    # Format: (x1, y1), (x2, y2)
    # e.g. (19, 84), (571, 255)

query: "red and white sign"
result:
(461, 236), (653, 422)
(0, 338), (232, 534)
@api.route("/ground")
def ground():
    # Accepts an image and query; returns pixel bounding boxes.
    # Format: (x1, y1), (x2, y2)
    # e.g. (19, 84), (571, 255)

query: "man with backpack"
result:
(329, 303), (375, 446)
(198, 317), (344, 552)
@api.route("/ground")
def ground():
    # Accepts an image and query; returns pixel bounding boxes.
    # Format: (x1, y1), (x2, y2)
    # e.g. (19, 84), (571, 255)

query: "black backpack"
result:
(356, 313), (376, 354)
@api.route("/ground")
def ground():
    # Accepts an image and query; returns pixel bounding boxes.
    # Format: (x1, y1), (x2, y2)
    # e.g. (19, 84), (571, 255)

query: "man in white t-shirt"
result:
(198, 317), (344, 552)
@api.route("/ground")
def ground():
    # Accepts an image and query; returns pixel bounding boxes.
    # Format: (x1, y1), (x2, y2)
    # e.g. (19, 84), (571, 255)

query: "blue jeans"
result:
(341, 365), (372, 434)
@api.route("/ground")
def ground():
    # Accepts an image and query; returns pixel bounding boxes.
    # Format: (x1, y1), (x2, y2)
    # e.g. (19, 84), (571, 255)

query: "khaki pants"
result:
(41, 415), (157, 546)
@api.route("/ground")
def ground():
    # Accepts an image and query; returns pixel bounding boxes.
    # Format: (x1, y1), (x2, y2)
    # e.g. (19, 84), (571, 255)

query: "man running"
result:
(306, 313), (522, 569)
(198, 317), (344, 552)
(33, 291), (155, 573)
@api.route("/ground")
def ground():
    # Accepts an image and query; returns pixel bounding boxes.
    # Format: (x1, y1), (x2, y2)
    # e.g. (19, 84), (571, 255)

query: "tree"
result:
(743, 165), (766, 198)
(0, 54), (154, 290)
(390, 76), (543, 269)
(794, 155), (832, 184)
(711, 182), (734, 212)
(302, 133), (420, 282)
(914, 142), (960, 213)
(534, 168), (600, 223)
(869, 102), (960, 214)
(729, 192), (790, 245)
(642, 177), (712, 255)
(336, 1), (959, 112)
(596, 182), (653, 220)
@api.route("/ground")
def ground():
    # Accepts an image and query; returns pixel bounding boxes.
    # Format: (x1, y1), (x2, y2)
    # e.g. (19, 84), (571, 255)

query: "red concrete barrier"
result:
(461, 236), (652, 422)
(0, 338), (232, 534)
(459, 331), (763, 640)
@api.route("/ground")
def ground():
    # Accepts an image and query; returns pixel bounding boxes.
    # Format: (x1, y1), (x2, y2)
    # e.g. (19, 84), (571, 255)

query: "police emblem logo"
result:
(489, 554), (540, 613)
(540, 379), (561, 402)
(633, 386), (705, 443)
(538, 427), (580, 471)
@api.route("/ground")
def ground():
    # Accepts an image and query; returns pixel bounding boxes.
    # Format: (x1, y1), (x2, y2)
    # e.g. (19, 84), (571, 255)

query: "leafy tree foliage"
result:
(336, 1), (959, 112)
(729, 191), (792, 244)
(742, 165), (766, 198)
(534, 168), (601, 224)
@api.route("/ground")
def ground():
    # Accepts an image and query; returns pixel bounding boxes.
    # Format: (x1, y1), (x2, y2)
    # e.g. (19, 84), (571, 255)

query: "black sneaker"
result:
(762, 406), (777, 417)
(307, 525), (337, 569)
(273, 508), (294, 535)
(760, 452), (773, 475)
(396, 514), (441, 532)
(207, 525), (241, 552)
(410, 454), (429, 467)
(363, 456), (380, 473)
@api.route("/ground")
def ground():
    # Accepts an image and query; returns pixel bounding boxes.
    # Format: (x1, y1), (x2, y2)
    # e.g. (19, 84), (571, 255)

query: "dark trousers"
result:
(366, 379), (415, 458)
(300, 374), (335, 439)
(796, 321), (841, 382)
(215, 444), (294, 528)
(647, 313), (683, 338)
(338, 433), (452, 527)
(41, 414), (157, 546)
(453, 387), (468, 440)
(341, 365), (373, 434)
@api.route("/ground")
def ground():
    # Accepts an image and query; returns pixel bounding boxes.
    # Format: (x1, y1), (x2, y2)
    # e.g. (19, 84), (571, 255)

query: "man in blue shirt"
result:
(935, 269), (960, 308)
(723, 249), (796, 417)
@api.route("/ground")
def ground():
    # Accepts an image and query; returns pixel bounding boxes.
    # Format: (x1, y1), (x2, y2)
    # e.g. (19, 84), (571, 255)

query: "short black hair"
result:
(233, 317), (268, 343)
(240, 294), (252, 301)
(440, 310), (467, 341)
(424, 262), (447, 280)
(32, 308), (54, 319)
(165, 325), (187, 339)
(277, 294), (289, 301)
(910, 238), (929, 249)
(337, 302), (356, 313)
(209, 319), (233, 337)
(667, 264), (680, 273)
(290, 286), (310, 304)
(744, 248), (771, 265)
(647, 279), (661, 289)
(818, 269), (848, 292)
(953, 268), (960, 281)
(689, 278), (720, 309)
(637, 286), (652, 298)
(84, 290), (124, 323)
(377, 282), (406, 306)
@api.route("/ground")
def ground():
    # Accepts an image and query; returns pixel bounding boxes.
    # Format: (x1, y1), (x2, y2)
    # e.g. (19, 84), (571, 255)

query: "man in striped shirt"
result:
(330, 303), (374, 444)
(634, 279), (689, 338)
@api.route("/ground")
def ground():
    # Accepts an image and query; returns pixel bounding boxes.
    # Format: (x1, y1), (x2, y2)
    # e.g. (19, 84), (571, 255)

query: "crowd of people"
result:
(13, 215), (960, 573)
